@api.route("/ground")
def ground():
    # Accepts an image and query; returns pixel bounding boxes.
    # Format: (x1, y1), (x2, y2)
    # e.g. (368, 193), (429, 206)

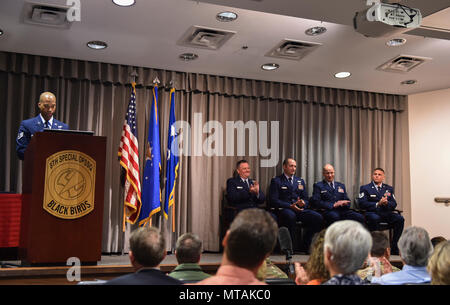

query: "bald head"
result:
(38, 92), (57, 121)
(323, 164), (335, 183)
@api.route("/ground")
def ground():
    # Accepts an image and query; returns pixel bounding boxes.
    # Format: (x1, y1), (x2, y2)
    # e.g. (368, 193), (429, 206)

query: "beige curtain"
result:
(0, 51), (407, 252)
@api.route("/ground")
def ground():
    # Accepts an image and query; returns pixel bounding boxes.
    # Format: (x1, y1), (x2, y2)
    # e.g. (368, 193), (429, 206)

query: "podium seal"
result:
(43, 150), (96, 219)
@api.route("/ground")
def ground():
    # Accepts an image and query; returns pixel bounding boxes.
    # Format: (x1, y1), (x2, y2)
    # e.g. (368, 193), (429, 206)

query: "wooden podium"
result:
(19, 131), (106, 265)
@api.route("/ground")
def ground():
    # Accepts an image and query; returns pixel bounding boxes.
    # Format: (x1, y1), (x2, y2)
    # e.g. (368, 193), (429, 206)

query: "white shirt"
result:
(39, 114), (54, 129)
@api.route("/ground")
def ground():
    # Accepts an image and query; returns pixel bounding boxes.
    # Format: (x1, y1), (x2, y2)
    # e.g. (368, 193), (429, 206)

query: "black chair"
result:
(354, 199), (403, 246)
(219, 191), (238, 251)
(265, 203), (306, 253)
(265, 278), (296, 285)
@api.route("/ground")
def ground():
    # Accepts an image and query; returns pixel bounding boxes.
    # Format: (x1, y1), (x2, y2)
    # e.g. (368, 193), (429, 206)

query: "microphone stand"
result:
(285, 249), (295, 280)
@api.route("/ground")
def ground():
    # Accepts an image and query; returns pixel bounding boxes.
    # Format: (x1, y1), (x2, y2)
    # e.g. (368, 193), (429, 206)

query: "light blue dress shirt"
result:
(371, 265), (430, 285)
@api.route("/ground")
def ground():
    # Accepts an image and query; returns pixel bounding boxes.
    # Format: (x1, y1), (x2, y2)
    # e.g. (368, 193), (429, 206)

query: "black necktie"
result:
(288, 177), (292, 184)
(329, 182), (334, 189)
(244, 179), (249, 188)
(44, 121), (49, 128)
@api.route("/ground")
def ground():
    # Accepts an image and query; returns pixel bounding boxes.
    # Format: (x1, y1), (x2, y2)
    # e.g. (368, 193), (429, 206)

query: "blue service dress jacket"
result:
(226, 177), (266, 210)
(311, 180), (351, 210)
(16, 115), (69, 160)
(269, 174), (310, 209)
(358, 182), (397, 212)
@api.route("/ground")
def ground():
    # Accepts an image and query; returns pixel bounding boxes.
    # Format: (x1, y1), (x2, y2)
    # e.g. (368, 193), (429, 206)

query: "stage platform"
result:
(0, 252), (403, 285)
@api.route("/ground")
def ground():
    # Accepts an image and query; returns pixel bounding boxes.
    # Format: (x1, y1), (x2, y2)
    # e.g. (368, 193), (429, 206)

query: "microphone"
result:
(278, 227), (295, 278)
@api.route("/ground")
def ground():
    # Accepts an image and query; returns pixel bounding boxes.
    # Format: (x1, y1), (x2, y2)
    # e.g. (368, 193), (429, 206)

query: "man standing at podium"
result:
(16, 91), (69, 160)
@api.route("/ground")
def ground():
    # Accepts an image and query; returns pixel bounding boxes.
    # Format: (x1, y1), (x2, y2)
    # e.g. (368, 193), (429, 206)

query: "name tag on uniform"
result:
(321, 190), (327, 193)
(338, 187), (344, 193)
(370, 195), (376, 198)
(281, 186), (288, 190)
(236, 186), (243, 189)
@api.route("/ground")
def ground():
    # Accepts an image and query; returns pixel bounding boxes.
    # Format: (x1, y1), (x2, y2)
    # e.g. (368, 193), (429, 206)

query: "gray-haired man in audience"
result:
(371, 226), (432, 284)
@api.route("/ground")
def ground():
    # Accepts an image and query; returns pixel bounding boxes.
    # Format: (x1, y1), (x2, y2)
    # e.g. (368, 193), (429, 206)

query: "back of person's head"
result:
(398, 226), (433, 267)
(175, 233), (203, 264)
(427, 241), (450, 285)
(324, 220), (372, 275)
(305, 229), (330, 281)
(225, 208), (278, 270)
(431, 236), (447, 248)
(129, 226), (166, 267)
(370, 231), (390, 257)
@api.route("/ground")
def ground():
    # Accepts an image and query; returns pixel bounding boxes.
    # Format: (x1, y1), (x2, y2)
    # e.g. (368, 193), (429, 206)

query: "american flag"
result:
(118, 82), (141, 226)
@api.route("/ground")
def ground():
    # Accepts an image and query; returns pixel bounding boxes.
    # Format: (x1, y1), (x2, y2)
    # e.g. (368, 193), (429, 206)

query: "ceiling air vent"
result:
(266, 39), (322, 61)
(22, 2), (72, 29)
(376, 54), (431, 73)
(178, 26), (236, 50)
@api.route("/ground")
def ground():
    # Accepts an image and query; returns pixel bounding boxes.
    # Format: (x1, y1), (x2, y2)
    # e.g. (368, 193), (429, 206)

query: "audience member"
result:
(256, 257), (289, 281)
(371, 226), (433, 285)
(168, 233), (211, 282)
(322, 220), (372, 285)
(427, 240), (450, 285)
(358, 168), (404, 255)
(431, 236), (447, 248)
(294, 229), (330, 285)
(311, 164), (365, 226)
(194, 208), (278, 285)
(357, 231), (400, 281)
(106, 226), (182, 285)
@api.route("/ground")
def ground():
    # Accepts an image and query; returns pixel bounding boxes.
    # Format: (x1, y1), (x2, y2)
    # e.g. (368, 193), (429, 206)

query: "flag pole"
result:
(119, 69), (141, 232)
(148, 76), (160, 227)
(170, 80), (176, 233)
(124, 70), (138, 232)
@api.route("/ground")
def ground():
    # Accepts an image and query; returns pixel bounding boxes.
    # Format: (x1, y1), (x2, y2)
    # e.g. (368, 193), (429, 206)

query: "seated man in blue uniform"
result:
(358, 168), (404, 255)
(16, 91), (69, 160)
(269, 158), (323, 252)
(226, 160), (266, 212)
(311, 164), (365, 226)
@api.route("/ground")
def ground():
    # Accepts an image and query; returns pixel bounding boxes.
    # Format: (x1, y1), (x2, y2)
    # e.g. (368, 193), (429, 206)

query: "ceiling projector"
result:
(354, 1), (422, 37)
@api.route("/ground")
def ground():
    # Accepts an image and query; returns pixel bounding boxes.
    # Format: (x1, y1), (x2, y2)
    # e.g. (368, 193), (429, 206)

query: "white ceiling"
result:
(0, 0), (450, 95)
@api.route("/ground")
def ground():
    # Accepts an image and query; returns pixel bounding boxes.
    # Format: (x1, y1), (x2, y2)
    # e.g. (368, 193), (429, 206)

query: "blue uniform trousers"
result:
(278, 208), (324, 252)
(322, 208), (366, 226)
(364, 211), (404, 254)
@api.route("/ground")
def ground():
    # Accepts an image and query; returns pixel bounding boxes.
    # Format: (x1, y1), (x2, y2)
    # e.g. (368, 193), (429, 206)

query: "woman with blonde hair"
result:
(427, 240), (450, 285)
(294, 229), (330, 285)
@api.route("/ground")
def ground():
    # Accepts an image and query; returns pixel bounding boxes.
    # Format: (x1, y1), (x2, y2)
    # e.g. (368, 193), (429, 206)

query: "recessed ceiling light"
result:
(87, 41), (108, 50)
(179, 53), (198, 61)
(334, 71), (351, 78)
(112, 0), (135, 6)
(0, 29), (3, 36)
(386, 38), (406, 47)
(261, 63), (280, 71)
(401, 79), (417, 85)
(305, 26), (327, 36)
(216, 11), (238, 22)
